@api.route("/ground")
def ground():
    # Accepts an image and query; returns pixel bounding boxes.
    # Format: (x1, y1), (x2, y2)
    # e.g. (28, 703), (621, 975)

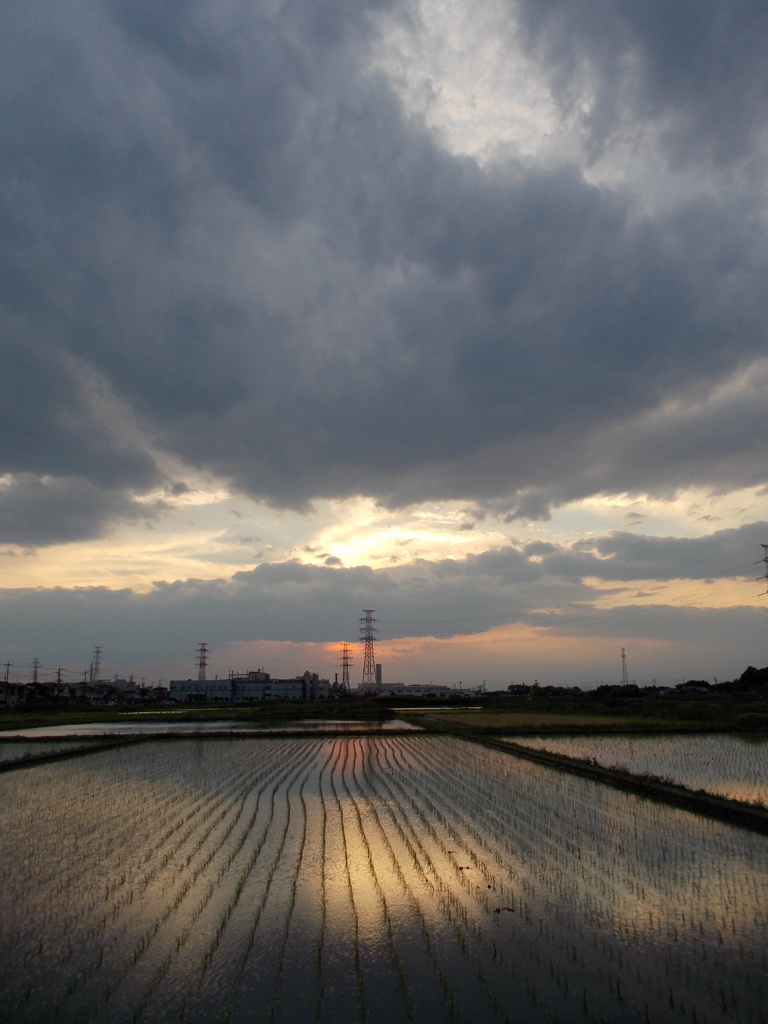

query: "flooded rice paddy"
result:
(510, 734), (768, 806)
(1, 735), (767, 1023)
(2, 718), (422, 740)
(0, 739), (92, 764)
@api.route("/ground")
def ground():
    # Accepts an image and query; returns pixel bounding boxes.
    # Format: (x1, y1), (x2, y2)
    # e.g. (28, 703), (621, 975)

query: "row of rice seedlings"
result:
(69, 742), (291, 959)
(82, 745), (274, 923)
(313, 741), (329, 1024)
(0, 747), (190, 1009)
(180, 741), (325, 1024)
(387, 736), (634, 1024)
(337, 739), (416, 1023)
(266, 735), (354, 1024)
(395, 737), (671, 1005)
(444, 741), (733, 1019)
(373, 738), (559, 1018)
(37, 742), (294, 1024)
(326, 737), (368, 1024)
(374, 738), (509, 927)
(186, 740), (322, 1022)
(103, 741), (319, 1024)
(462, 737), (768, 942)
(0, 739), (252, 906)
(248, 739), (339, 1024)
(2, 741), (293, 1022)
(262, 744), (338, 1024)
(0, 742), (210, 960)
(0, 758), (165, 894)
(383, 739), (520, 897)
(510, 734), (768, 806)
(353, 737), (515, 1022)
(404, 736), (768, 1023)
(0, 741), (327, 1019)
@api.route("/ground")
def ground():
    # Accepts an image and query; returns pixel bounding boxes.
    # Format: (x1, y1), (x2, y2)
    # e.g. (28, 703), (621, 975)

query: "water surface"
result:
(1, 736), (766, 1023)
(509, 733), (768, 804)
(3, 718), (422, 738)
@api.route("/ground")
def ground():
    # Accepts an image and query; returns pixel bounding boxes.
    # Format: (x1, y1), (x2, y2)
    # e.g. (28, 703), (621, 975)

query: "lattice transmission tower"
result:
(339, 642), (353, 693)
(621, 647), (629, 686)
(760, 545), (768, 595)
(90, 646), (102, 684)
(360, 610), (377, 693)
(196, 642), (209, 682)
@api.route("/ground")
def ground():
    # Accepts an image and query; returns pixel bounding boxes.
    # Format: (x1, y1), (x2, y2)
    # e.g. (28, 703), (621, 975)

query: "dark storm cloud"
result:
(515, 0), (768, 165)
(2, 0), (768, 542)
(0, 474), (160, 545)
(413, 519), (765, 588)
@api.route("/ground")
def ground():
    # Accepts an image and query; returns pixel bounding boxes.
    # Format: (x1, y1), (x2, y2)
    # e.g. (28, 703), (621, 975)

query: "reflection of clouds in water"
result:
(514, 733), (768, 805)
(569, 782), (768, 953)
(3, 719), (424, 738)
(471, 744), (768, 942)
(1, 737), (767, 1023)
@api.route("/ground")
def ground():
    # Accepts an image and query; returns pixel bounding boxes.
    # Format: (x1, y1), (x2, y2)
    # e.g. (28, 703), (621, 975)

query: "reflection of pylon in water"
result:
(621, 647), (628, 686)
(360, 610), (377, 693)
(339, 642), (353, 693)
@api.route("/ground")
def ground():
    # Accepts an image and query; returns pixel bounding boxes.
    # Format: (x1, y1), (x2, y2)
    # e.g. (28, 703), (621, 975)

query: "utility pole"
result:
(32, 658), (40, 685)
(360, 610), (377, 693)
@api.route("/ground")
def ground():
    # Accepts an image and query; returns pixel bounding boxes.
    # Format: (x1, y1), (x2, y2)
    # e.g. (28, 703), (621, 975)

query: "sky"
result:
(2, 0), (768, 689)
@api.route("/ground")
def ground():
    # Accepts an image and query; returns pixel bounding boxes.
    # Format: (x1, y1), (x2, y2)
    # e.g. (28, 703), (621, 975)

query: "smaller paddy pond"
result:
(511, 733), (768, 805)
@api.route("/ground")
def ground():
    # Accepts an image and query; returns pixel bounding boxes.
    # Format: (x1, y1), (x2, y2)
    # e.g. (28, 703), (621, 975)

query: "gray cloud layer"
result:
(2, 0), (768, 540)
(0, 521), (761, 676)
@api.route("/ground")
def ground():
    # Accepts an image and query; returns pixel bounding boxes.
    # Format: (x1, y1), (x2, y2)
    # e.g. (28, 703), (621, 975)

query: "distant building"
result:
(401, 683), (455, 697)
(168, 679), (232, 703)
(376, 681), (404, 695)
(169, 670), (329, 703)
(0, 683), (24, 706)
(357, 682), (460, 697)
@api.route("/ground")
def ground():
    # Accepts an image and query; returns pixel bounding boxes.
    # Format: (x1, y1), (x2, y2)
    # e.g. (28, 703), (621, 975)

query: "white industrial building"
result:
(169, 670), (329, 703)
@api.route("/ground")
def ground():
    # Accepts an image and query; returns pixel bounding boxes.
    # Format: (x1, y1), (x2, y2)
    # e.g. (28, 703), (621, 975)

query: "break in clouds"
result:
(2, 0), (768, 541)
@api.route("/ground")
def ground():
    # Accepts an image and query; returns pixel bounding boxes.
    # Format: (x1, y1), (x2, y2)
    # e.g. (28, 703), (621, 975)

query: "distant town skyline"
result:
(2, 1), (768, 688)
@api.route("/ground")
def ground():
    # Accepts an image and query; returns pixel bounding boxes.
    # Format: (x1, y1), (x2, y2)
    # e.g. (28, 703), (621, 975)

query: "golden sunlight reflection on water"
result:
(1, 736), (767, 1023)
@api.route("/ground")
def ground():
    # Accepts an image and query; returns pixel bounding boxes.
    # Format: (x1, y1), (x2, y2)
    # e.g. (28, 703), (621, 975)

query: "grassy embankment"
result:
(3, 690), (768, 734)
(391, 692), (768, 735)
